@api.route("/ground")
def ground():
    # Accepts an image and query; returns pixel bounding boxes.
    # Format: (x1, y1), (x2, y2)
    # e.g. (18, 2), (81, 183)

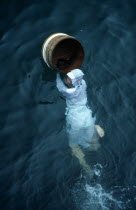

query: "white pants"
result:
(66, 105), (96, 148)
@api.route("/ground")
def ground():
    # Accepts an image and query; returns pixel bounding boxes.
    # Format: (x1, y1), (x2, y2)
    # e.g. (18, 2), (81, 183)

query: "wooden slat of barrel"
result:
(42, 33), (84, 73)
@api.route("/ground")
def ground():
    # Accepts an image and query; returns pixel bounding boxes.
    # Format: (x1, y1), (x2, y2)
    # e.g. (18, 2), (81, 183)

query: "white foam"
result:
(72, 182), (126, 210)
(84, 184), (123, 210)
(94, 163), (103, 177)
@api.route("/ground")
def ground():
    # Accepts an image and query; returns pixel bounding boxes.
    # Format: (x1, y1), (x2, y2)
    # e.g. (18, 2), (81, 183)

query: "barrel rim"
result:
(42, 33), (70, 51)
(42, 33), (72, 67)
(42, 33), (84, 72)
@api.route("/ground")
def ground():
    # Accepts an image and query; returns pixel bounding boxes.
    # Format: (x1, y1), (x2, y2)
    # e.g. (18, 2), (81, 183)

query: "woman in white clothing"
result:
(56, 69), (104, 177)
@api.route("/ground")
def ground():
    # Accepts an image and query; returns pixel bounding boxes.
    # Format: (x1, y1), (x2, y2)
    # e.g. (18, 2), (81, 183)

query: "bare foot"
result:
(95, 125), (105, 138)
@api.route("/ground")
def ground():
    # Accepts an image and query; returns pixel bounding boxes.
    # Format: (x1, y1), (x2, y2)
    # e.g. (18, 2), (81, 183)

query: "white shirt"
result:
(56, 73), (87, 108)
(56, 70), (96, 148)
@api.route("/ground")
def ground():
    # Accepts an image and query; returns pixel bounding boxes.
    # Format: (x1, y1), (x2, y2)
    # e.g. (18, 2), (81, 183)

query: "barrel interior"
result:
(52, 38), (84, 73)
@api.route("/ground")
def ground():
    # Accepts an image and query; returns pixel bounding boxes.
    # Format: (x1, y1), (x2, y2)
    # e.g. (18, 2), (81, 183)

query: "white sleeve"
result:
(56, 73), (67, 94)
(56, 73), (77, 96)
(82, 79), (87, 91)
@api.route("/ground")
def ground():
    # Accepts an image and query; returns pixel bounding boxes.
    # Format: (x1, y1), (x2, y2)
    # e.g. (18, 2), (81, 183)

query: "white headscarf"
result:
(67, 69), (84, 87)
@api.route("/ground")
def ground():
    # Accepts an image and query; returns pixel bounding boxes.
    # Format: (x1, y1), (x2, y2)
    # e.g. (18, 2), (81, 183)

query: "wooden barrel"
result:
(42, 33), (84, 73)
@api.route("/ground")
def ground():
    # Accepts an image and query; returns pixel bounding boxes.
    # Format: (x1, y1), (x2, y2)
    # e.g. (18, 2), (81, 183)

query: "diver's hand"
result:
(95, 125), (105, 138)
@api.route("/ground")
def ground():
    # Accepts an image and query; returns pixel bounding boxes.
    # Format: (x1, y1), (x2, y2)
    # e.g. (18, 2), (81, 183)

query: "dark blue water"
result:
(0, 0), (136, 209)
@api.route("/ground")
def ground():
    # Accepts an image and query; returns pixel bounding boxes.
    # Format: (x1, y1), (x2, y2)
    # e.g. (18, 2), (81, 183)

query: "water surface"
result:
(0, 0), (136, 209)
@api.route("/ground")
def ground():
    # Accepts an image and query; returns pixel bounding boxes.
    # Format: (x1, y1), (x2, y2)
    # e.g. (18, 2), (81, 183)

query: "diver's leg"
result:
(88, 128), (101, 151)
(71, 145), (94, 178)
(89, 125), (105, 151)
(95, 125), (105, 138)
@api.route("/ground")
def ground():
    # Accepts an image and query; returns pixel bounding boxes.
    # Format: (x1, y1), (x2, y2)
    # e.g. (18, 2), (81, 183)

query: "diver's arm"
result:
(56, 73), (68, 95)
(56, 73), (77, 96)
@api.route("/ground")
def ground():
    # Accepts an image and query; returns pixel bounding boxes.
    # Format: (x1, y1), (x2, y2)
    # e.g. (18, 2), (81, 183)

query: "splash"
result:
(83, 184), (123, 210)
(72, 176), (133, 210)
(94, 163), (103, 177)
